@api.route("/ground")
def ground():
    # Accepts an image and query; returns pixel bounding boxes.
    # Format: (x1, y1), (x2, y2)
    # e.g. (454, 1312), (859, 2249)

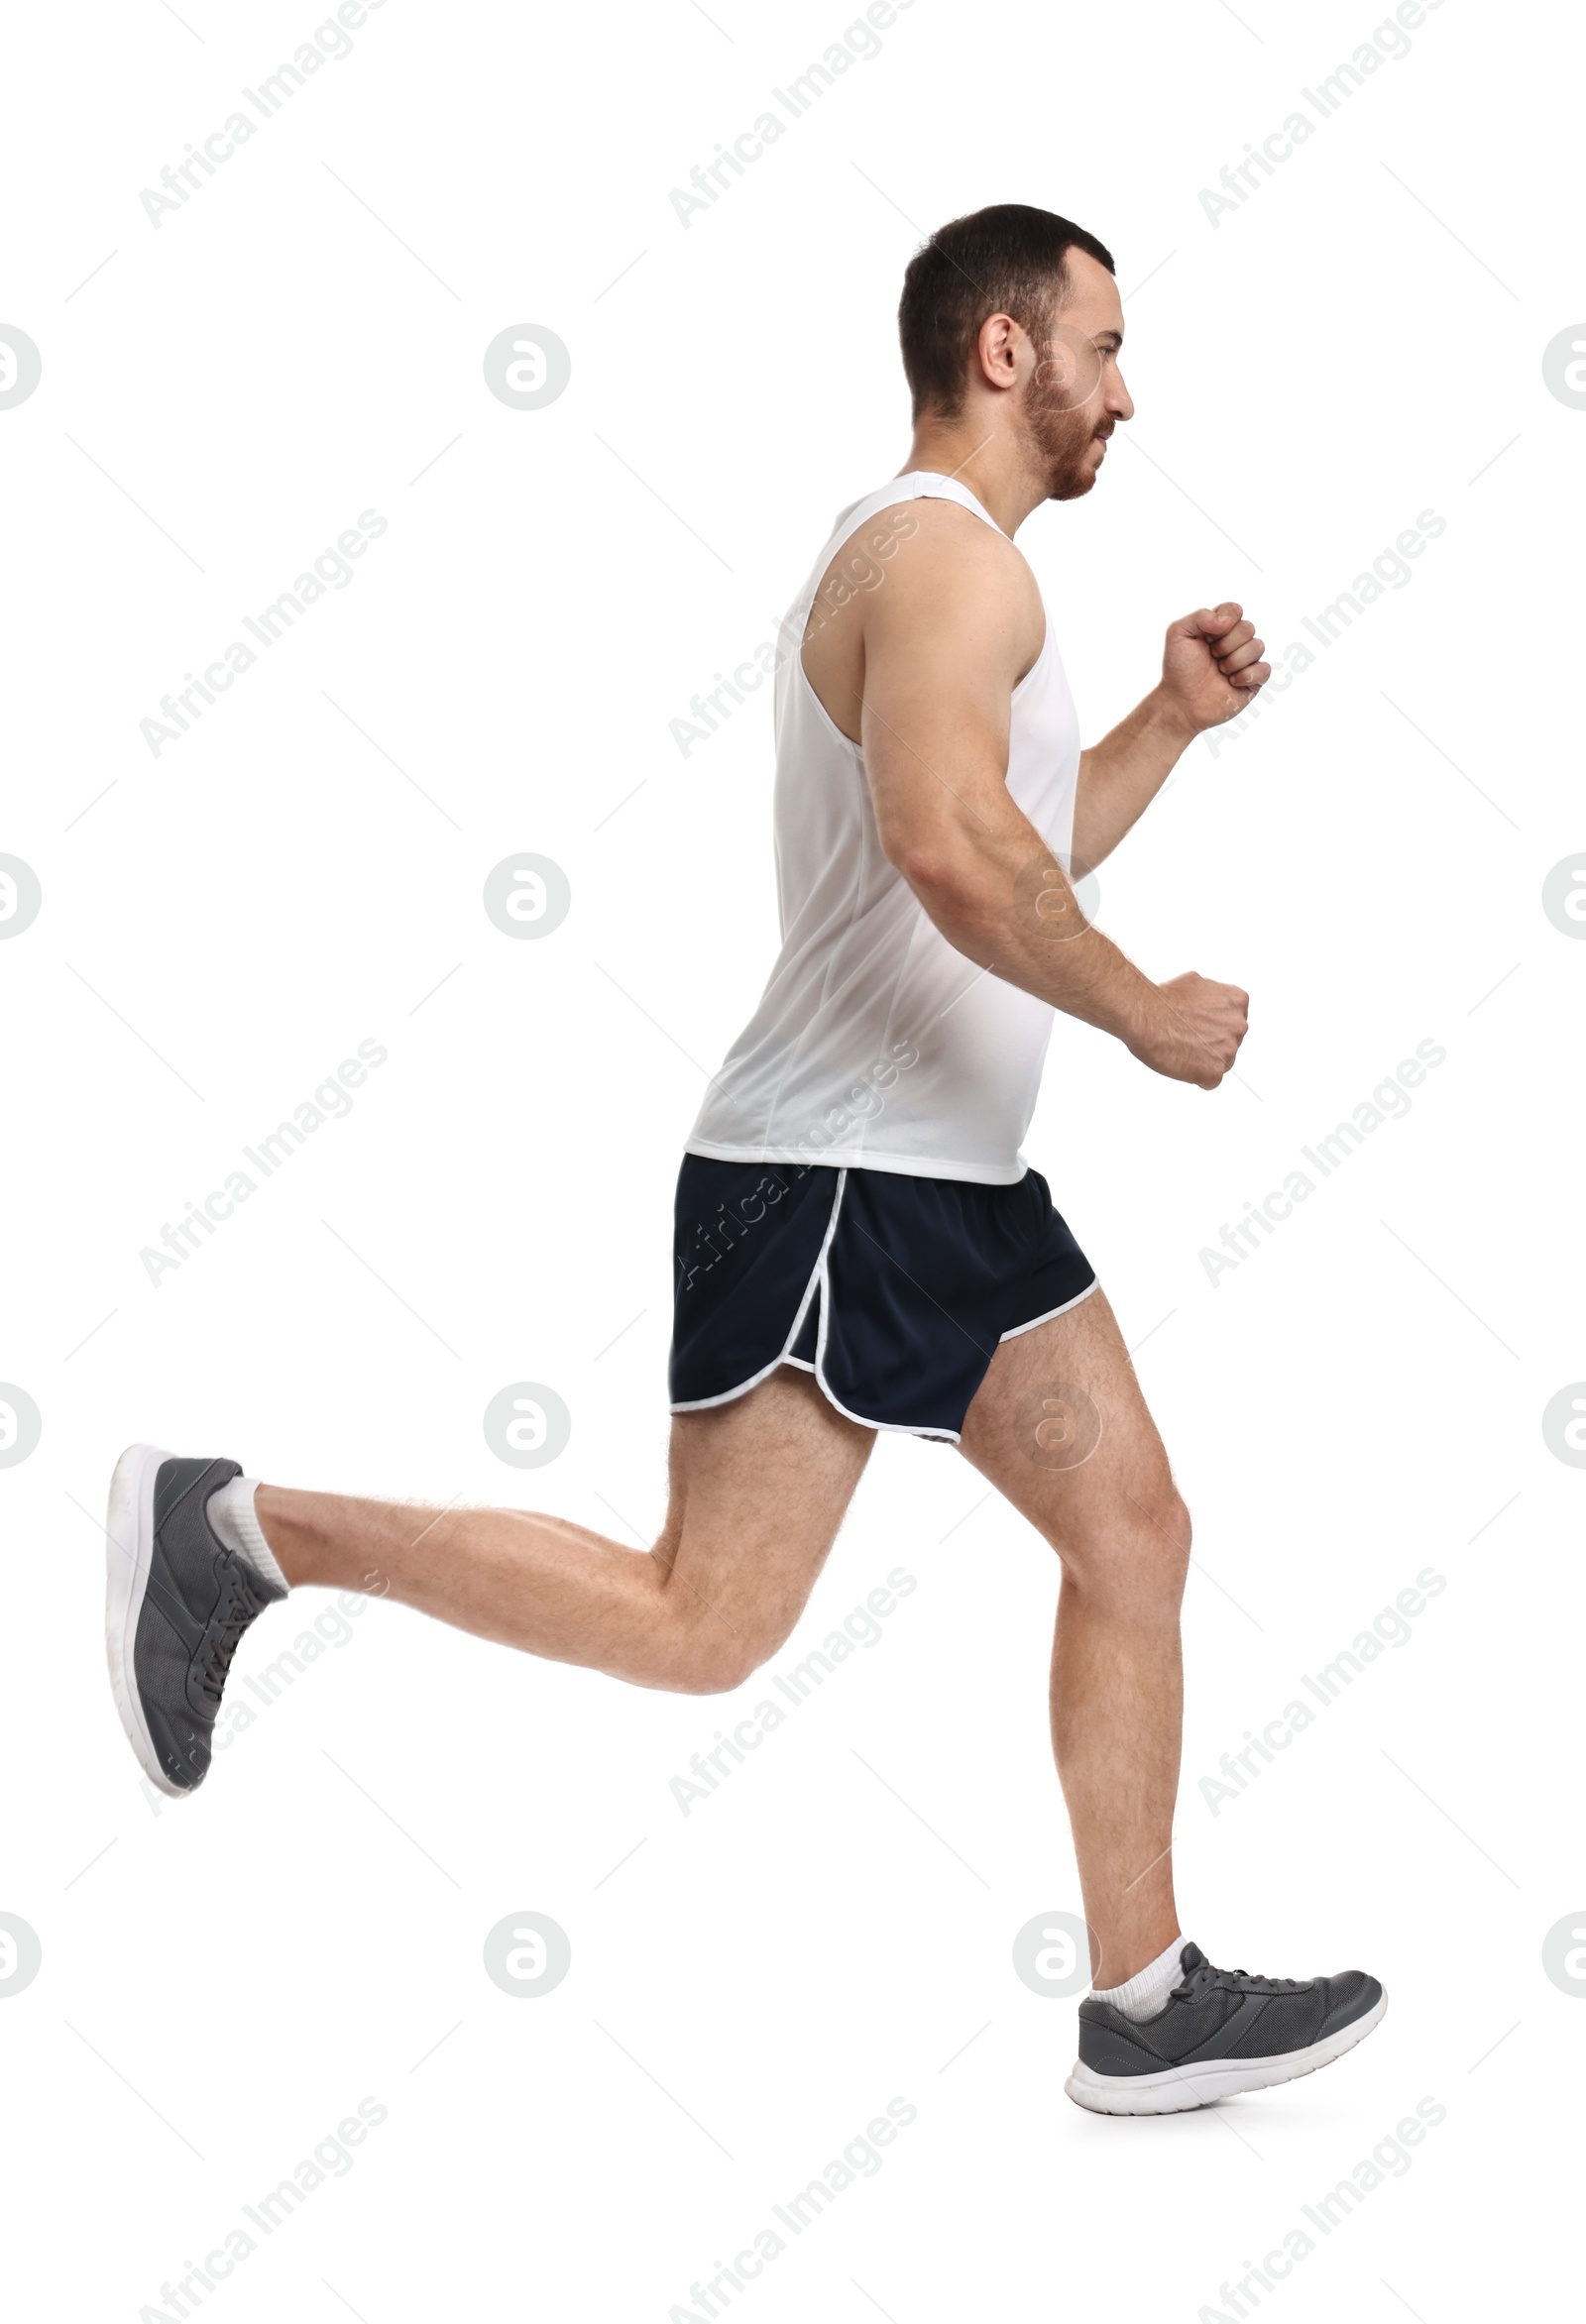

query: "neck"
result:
(898, 408), (1048, 536)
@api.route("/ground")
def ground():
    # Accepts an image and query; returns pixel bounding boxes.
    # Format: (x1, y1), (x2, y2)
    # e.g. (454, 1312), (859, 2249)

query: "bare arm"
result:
(1071, 603), (1272, 875)
(848, 512), (1248, 1089)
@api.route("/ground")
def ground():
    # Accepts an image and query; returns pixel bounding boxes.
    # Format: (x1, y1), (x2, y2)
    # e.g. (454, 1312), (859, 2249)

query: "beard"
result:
(1022, 354), (1109, 501)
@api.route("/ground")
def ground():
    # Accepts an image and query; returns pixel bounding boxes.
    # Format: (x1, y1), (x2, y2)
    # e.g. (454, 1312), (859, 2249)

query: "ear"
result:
(974, 311), (1023, 393)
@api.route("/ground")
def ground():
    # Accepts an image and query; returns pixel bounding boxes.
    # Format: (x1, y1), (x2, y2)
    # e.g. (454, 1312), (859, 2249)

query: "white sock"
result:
(1092, 1935), (1189, 2022)
(206, 1476), (289, 1595)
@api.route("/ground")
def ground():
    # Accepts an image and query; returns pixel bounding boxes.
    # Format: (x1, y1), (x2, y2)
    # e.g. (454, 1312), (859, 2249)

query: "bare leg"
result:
(958, 1288), (1190, 1989)
(257, 1368), (874, 1695)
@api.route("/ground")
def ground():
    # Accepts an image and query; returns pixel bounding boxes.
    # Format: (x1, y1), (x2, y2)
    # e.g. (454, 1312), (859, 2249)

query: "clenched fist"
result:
(1130, 971), (1249, 1089)
(1159, 605), (1271, 735)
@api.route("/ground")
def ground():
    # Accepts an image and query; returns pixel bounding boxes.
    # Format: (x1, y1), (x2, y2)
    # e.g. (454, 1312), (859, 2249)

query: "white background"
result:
(2, 0), (1581, 2315)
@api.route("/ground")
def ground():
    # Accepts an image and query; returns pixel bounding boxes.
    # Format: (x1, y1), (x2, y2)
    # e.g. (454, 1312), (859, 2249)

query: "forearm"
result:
(1071, 687), (1196, 874)
(901, 808), (1170, 1055)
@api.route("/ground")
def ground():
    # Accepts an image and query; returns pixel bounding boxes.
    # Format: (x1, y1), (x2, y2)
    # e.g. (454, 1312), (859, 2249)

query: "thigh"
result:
(656, 1365), (877, 1668)
(958, 1287), (1181, 1559)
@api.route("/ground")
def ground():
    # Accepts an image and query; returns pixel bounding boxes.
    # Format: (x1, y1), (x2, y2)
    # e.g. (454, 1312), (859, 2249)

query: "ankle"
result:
(255, 1484), (319, 1589)
(207, 1475), (289, 1596)
(1093, 1932), (1188, 2020)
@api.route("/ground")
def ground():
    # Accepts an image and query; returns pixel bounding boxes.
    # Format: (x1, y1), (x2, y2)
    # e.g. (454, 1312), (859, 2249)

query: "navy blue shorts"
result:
(668, 1156), (1097, 1442)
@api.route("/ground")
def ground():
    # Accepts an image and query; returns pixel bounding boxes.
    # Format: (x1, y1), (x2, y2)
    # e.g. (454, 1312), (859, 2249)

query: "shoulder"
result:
(846, 490), (1028, 570)
(854, 497), (1043, 673)
(816, 493), (1033, 604)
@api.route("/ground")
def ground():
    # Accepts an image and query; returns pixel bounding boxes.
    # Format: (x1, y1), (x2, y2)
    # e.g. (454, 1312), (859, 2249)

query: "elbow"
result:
(887, 837), (975, 918)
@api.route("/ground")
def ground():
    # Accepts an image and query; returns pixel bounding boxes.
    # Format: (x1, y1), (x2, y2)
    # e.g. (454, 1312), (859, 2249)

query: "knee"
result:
(1148, 1488), (1191, 1555)
(1062, 1487), (1190, 1606)
(1153, 1492), (1192, 1597)
(665, 1622), (776, 1698)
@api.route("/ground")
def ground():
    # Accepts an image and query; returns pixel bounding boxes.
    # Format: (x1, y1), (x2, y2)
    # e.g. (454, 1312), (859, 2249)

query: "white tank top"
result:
(686, 473), (1080, 1185)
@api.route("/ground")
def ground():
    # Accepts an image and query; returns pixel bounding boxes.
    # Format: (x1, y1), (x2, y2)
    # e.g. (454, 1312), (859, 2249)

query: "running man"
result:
(106, 204), (1384, 2113)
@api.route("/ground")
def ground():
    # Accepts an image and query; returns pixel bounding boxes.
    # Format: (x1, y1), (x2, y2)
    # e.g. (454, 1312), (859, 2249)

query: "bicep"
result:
(857, 537), (1029, 879)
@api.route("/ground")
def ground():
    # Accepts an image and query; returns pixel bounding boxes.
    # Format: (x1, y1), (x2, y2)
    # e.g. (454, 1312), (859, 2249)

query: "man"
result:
(105, 203), (1383, 2113)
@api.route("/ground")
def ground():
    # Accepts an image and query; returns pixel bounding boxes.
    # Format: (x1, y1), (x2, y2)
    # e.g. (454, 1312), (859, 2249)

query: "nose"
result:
(1107, 365), (1136, 425)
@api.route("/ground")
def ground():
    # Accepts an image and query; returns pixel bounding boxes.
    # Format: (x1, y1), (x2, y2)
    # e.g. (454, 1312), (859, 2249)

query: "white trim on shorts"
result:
(669, 1168), (847, 1414)
(670, 1174), (1099, 1441)
(807, 1173), (963, 1442)
(996, 1275), (1100, 1343)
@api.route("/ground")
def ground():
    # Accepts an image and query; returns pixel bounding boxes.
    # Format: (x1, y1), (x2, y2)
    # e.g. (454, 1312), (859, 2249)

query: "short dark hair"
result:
(898, 204), (1116, 421)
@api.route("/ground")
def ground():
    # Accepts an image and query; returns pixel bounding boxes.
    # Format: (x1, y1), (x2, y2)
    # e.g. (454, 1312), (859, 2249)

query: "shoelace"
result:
(1179, 1960), (1308, 1999)
(196, 1562), (267, 1704)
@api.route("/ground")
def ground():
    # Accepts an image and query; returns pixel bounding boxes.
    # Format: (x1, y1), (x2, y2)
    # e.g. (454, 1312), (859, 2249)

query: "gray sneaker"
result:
(1066, 1942), (1387, 2115)
(106, 1444), (286, 1796)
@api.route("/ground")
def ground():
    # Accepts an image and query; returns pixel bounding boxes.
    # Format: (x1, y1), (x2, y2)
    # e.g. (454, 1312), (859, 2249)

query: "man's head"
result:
(898, 204), (1133, 500)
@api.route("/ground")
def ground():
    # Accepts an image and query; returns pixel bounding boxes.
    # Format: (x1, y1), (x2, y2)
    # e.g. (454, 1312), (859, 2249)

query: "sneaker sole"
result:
(1064, 1988), (1389, 2115)
(105, 1442), (186, 1797)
